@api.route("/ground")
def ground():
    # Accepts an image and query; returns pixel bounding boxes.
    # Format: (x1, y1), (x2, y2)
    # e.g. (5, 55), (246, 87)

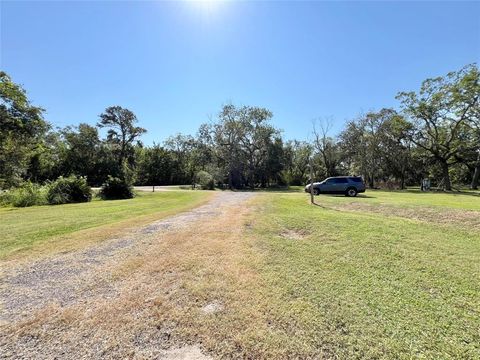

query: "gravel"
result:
(0, 191), (255, 359)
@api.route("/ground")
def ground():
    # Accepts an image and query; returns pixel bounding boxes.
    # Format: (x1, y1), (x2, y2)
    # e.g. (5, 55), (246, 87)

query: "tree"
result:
(60, 124), (103, 184)
(397, 64), (479, 190)
(339, 112), (382, 188)
(0, 71), (49, 188)
(97, 106), (146, 178)
(312, 118), (340, 178)
(213, 104), (246, 189)
(136, 144), (175, 186)
(283, 140), (313, 185)
(164, 134), (197, 184)
(376, 112), (413, 189)
(211, 104), (280, 189)
(237, 106), (277, 189)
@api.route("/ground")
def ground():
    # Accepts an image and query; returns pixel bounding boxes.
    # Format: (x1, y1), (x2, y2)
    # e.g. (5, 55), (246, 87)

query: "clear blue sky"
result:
(1, 1), (479, 144)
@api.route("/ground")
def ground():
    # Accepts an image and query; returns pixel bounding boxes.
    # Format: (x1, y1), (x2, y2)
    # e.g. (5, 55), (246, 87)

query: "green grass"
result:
(358, 189), (480, 210)
(249, 191), (480, 358)
(0, 190), (211, 260)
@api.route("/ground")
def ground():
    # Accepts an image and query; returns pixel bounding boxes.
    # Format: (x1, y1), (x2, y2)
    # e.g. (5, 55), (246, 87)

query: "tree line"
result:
(0, 64), (478, 191)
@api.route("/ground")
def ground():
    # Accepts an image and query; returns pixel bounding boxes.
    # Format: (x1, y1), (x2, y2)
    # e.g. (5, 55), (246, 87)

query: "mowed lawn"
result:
(2, 189), (479, 358)
(245, 191), (480, 358)
(0, 190), (211, 260)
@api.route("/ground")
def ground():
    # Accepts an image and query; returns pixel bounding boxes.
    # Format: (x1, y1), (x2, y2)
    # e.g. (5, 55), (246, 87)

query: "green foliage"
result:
(97, 106), (146, 174)
(0, 72), (49, 188)
(0, 182), (47, 207)
(195, 170), (215, 190)
(46, 175), (92, 205)
(0, 64), (478, 192)
(99, 176), (135, 200)
(396, 64), (480, 190)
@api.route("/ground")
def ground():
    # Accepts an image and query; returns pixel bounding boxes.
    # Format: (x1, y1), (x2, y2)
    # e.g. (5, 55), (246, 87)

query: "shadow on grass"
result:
(374, 188), (480, 197)
(311, 194), (377, 199)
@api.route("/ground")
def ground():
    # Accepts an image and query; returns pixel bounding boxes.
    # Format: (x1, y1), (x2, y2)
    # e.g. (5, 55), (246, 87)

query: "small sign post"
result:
(309, 157), (314, 205)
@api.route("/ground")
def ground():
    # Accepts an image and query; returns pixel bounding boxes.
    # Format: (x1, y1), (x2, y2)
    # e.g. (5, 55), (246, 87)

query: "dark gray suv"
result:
(305, 176), (366, 197)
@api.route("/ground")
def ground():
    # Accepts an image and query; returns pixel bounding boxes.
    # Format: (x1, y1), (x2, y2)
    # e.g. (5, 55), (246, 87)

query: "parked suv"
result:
(305, 176), (366, 197)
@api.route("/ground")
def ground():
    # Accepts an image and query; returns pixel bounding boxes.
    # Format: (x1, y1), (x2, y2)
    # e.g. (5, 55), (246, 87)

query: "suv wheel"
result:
(313, 188), (320, 196)
(345, 187), (357, 197)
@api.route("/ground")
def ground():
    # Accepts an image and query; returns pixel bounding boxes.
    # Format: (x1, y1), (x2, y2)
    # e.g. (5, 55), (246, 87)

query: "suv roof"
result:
(326, 176), (362, 179)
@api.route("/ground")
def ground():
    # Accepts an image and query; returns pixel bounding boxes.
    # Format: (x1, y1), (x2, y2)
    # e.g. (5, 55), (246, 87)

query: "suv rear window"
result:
(333, 178), (348, 183)
(349, 177), (363, 183)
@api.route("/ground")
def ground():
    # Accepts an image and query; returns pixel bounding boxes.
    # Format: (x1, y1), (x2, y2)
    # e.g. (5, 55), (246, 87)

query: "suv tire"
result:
(345, 187), (357, 197)
(313, 188), (320, 196)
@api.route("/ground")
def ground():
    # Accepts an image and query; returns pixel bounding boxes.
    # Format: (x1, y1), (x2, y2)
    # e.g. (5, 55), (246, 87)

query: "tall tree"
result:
(397, 64), (479, 190)
(283, 140), (312, 185)
(212, 104), (279, 189)
(97, 106), (146, 179)
(213, 104), (247, 189)
(61, 123), (102, 184)
(237, 106), (276, 189)
(0, 71), (49, 188)
(312, 118), (340, 178)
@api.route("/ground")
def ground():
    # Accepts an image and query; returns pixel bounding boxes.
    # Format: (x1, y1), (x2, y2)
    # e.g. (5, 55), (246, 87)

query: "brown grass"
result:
(330, 201), (480, 229)
(1, 196), (280, 359)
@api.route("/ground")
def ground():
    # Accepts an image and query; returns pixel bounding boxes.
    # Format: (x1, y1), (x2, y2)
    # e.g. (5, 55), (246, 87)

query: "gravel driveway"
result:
(0, 191), (256, 359)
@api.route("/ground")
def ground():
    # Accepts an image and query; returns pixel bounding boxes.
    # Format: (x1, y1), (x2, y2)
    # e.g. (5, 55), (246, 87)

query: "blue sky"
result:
(1, 1), (479, 144)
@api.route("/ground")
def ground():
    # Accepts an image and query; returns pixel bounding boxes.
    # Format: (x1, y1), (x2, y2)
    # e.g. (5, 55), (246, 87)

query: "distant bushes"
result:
(195, 171), (215, 190)
(0, 182), (47, 207)
(0, 175), (92, 207)
(0, 175), (138, 207)
(99, 176), (135, 200)
(46, 175), (92, 205)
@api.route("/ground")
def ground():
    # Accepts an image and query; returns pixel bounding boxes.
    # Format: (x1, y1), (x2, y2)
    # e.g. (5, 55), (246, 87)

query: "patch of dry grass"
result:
(329, 201), (480, 229)
(1, 196), (279, 359)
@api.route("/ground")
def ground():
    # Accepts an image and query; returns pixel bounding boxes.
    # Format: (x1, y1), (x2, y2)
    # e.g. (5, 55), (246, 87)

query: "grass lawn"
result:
(3, 189), (479, 358)
(73, 189), (477, 359)
(241, 191), (480, 358)
(0, 190), (212, 260)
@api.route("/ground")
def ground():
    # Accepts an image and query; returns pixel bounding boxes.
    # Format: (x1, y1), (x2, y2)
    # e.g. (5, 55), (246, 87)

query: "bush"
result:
(195, 170), (215, 190)
(0, 182), (47, 207)
(46, 175), (92, 205)
(99, 176), (135, 200)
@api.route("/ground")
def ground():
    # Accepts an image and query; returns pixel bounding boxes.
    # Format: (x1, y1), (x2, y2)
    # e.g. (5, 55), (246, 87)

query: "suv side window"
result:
(349, 177), (363, 183)
(333, 178), (348, 183)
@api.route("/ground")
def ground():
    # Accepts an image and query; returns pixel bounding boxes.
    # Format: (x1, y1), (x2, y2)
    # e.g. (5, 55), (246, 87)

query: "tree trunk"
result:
(440, 160), (452, 191)
(228, 168), (233, 189)
(249, 157), (255, 190)
(470, 152), (480, 190)
(368, 173), (374, 189)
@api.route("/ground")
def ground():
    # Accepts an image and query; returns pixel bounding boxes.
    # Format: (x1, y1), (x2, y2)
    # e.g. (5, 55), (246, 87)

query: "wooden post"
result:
(309, 157), (314, 205)
(152, 185), (155, 192)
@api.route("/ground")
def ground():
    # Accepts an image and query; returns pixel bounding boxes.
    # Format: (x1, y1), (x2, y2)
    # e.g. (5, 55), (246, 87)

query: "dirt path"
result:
(0, 191), (256, 359)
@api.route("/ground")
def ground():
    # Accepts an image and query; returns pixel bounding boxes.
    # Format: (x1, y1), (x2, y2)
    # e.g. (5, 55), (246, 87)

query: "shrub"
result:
(46, 175), (92, 205)
(99, 176), (135, 200)
(195, 170), (215, 190)
(0, 182), (47, 207)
